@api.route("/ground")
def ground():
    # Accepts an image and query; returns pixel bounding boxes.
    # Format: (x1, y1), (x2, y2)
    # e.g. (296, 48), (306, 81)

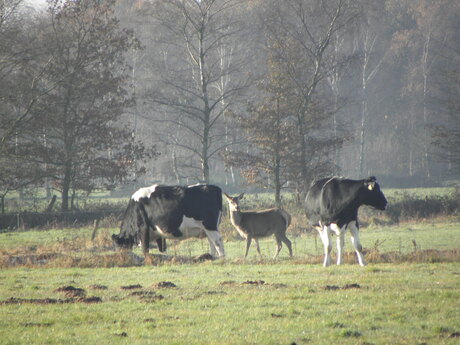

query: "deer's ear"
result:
(238, 193), (245, 200)
(223, 192), (231, 200)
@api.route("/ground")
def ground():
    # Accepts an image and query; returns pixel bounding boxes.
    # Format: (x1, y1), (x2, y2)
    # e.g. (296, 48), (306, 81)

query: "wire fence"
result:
(0, 209), (124, 232)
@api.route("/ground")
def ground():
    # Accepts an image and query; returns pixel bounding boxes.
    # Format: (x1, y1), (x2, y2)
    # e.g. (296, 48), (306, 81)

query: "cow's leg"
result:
(140, 226), (150, 256)
(349, 221), (367, 266)
(204, 230), (225, 258)
(330, 223), (345, 265)
(208, 237), (217, 257)
(336, 233), (345, 265)
(318, 225), (332, 267)
(140, 225), (152, 264)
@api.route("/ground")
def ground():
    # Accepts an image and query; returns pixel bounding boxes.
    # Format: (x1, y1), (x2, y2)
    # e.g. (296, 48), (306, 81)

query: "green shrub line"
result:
(1, 188), (459, 232)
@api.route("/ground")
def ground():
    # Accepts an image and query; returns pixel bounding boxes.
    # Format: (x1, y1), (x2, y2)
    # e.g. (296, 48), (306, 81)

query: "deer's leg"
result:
(349, 221), (366, 266)
(254, 238), (262, 257)
(282, 234), (293, 257)
(273, 236), (282, 259)
(245, 235), (252, 258)
(276, 233), (293, 257)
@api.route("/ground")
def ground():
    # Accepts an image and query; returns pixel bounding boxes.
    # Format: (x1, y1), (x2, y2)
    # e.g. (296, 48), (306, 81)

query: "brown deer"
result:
(224, 193), (293, 259)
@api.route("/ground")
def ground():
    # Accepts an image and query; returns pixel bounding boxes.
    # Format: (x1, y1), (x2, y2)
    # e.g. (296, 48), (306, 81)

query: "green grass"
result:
(0, 220), (459, 344)
(0, 263), (459, 345)
(1, 221), (460, 261)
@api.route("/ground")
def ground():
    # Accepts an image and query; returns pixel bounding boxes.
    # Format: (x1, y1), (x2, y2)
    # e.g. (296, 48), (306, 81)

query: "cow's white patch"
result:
(179, 216), (207, 238)
(132, 184), (158, 202)
(153, 216), (206, 239)
(329, 223), (343, 236)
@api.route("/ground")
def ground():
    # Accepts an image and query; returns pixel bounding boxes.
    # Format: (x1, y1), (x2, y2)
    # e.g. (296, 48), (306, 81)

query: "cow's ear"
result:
(238, 193), (245, 200)
(366, 181), (376, 191)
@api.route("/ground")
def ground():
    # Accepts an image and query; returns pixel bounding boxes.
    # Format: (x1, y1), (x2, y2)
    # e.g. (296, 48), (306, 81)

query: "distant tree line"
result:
(1, 0), (459, 211)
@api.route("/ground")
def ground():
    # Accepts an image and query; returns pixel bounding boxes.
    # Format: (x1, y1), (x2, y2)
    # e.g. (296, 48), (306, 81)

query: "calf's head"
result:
(360, 176), (387, 210)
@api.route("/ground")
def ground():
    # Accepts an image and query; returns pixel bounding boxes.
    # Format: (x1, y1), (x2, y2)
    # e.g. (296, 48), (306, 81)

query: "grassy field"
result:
(0, 262), (459, 345)
(0, 220), (459, 344)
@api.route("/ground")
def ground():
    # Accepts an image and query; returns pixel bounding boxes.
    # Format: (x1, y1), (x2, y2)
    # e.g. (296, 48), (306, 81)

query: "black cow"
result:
(112, 184), (225, 258)
(305, 176), (387, 266)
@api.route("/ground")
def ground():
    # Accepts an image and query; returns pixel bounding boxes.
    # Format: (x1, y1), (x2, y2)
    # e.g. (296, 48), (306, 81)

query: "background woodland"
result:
(1, 0), (459, 210)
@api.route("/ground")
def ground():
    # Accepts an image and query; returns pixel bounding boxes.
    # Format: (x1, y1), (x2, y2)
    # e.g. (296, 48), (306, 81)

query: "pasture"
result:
(0, 218), (459, 344)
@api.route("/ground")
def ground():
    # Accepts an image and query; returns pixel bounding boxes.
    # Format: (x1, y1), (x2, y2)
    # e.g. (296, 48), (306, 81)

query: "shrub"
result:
(385, 192), (459, 222)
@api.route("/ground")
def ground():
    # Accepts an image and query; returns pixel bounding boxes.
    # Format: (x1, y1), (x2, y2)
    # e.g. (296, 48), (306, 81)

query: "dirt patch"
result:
(77, 296), (102, 303)
(54, 286), (86, 298)
(323, 283), (361, 291)
(1, 297), (73, 305)
(129, 290), (164, 303)
(0, 296), (102, 305)
(21, 322), (53, 327)
(449, 332), (460, 338)
(152, 281), (177, 289)
(242, 280), (265, 285)
(193, 253), (214, 262)
(120, 284), (142, 290)
(219, 280), (285, 287)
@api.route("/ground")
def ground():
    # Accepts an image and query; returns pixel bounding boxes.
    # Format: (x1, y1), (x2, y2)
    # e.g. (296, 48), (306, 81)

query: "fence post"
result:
(91, 219), (100, 241)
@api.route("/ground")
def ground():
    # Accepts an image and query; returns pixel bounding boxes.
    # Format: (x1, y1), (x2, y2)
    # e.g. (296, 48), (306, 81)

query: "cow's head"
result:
(361, 176), (387, 210)
(112, 234), (135, 250)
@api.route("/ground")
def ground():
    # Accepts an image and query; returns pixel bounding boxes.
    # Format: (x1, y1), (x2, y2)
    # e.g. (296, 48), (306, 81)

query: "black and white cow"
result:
(305, 176), (387, 267)
(112, 184), (225, 258)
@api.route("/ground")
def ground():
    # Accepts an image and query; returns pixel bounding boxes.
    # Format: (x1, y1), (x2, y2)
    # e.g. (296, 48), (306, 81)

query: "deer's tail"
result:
(279, 209), (291, 229)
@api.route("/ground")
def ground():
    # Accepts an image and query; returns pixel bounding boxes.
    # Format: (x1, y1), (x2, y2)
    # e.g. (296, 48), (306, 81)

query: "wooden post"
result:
(91, 219), (100, 241)
(45, 195), (57, 213)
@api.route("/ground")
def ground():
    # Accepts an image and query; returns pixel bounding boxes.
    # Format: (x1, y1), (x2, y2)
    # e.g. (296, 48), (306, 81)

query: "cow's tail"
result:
(279, 209), (291, 229)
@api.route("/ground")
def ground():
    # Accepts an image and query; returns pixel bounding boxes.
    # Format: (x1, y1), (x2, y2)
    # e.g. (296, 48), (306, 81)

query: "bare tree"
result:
(355, 2), (388, 177)
(262, 0), (356, 197)
(144, 0), (250, 183)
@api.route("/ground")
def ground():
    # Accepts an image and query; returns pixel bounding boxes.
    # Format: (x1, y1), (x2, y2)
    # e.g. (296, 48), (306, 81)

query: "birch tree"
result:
(145, 0), (250, 183)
